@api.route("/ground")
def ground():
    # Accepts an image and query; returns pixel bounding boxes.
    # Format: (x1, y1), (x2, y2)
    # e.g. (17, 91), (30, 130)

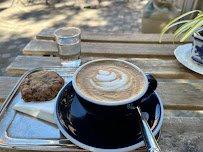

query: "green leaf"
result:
(159, 10), (202, 43)
(159, 20), (189, 42)
(173, 18), (202, 40)
(180, 18), (203, 42)
(195, 12), (203, 20)
(197, 11), (203, 16)
(162, 10), (201, 30)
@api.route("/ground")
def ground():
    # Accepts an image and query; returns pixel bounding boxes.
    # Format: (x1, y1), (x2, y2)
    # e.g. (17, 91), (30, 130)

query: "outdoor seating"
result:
(0, 29), (202, 151)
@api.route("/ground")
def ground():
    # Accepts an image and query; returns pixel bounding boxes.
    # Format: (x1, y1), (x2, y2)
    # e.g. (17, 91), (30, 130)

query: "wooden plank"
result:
(23, 40), (58, 56)
(36, 28), (55, 41)
(159, 117), (203, 152)
(0, 117), (202, 152)
(6, 56), (203, 79)
(0, 77), (19, 107)
(157, 81), (203, 110)
(5, 56), (203, 110)
(23, 40), (179, 58)
(36, 29), (193, 44)
(6, 56), (61, 74)
(1, 76), (203, 110)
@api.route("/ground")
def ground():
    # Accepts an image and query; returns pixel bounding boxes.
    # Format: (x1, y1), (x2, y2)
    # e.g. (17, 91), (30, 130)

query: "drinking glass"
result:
(54, 27), (81, 67)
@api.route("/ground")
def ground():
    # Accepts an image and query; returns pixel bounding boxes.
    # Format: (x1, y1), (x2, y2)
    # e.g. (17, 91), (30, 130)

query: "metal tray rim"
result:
(0, 66), (79, 151)
(0, 66), (161, 151)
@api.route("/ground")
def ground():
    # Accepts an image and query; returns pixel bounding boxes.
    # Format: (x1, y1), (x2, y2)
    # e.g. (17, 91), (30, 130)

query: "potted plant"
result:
(159, 10), (203, 66)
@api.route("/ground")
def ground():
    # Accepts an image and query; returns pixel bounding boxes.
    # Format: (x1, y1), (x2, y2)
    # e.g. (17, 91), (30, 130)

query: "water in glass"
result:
(57, 37), (81, 67)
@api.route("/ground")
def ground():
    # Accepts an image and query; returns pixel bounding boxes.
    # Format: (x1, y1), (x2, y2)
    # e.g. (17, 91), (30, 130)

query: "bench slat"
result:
(0, 76), (203, 110)
(157, 81), (203, 110)
(36, 29), (193, 44)
(23, 40), (58, 55)
(6, 56), (203, 79)
(23, 40), (179, 58)
(0, 77), (19, 107)
(5, 56), (203, 110)
(159, 117), (203, 152)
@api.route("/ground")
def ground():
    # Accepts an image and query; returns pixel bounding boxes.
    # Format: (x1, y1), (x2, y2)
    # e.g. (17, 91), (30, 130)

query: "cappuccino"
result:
(76, 60), (146, 102)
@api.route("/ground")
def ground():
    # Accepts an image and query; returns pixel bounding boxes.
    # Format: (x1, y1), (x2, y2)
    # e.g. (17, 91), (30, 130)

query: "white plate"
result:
(174, 43), (203, 75)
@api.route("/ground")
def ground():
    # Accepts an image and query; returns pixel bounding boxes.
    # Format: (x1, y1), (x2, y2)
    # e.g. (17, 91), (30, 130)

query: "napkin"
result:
(13, 76), (73, 124)
(13, 98), (57, 124)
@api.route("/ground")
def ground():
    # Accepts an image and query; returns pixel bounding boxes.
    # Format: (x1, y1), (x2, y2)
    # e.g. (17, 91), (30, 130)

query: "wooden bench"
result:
(2, 29), (203, 152)
(1, 76), (202, 110)
(36, 29), (193, 44)
(0, 77), (19, 106)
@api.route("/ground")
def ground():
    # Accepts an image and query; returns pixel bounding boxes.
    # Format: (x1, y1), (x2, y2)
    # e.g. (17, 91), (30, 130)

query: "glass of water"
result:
(54, 27), (81, 67)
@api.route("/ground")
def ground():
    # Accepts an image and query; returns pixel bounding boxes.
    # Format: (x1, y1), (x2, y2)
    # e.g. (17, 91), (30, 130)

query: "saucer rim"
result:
(174, 43), (203, 75)
(54, 86), (164, 152)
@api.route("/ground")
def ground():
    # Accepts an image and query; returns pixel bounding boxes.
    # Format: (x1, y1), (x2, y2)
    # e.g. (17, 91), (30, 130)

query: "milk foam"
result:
(76, 60), (146, 102)
(90, 69), (133, 91)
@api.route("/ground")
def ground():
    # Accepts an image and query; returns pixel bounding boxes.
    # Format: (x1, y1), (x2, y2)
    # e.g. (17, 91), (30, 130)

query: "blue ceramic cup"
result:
(72, 59), (157, 119)
(191, 28), (203, 65)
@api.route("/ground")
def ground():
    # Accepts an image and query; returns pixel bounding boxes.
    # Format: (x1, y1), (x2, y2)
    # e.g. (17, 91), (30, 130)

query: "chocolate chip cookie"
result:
(20, 71), (64, 102)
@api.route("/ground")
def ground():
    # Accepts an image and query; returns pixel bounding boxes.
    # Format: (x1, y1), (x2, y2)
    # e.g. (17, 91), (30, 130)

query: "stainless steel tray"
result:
(0, 66), (82, 151)
(0, 66), (160, 151)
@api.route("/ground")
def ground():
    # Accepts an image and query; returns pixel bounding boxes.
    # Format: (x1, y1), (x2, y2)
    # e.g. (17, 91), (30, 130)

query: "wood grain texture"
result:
(23, 40), (179, 58)
(23, 39), (57, 55)
(4, 56), (203, 110)
(0, 117), (202, 152)
(6, 56), (203, 79)
(36, 29), (193, 44)
(157, 81), (203, 110)
(0, 77), (19, 106)
(159, 117), (203, 152)
(6, 56), (61, 74)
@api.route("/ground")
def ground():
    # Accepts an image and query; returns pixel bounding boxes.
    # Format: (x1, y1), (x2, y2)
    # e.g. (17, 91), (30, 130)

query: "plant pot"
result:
(191, 28), (203, 65)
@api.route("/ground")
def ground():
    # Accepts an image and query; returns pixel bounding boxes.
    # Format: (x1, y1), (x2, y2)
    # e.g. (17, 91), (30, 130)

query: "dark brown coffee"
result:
(76, 60), (146, 102)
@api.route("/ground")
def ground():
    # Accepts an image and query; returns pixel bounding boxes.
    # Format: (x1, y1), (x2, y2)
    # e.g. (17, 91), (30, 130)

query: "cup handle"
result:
(143, 75), (157, 99)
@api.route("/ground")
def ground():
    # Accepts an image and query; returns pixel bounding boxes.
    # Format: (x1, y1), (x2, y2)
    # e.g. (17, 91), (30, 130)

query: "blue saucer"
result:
(55, 82), (164, 151)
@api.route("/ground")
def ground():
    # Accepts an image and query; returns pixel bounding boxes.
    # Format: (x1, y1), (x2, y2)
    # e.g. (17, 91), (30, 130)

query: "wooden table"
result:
(1, 29), (203, 151)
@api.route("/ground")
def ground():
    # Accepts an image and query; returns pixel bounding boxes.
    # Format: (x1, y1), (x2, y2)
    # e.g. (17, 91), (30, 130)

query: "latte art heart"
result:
(90, 69), (133, 91)
(75, 60), (146, 102)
